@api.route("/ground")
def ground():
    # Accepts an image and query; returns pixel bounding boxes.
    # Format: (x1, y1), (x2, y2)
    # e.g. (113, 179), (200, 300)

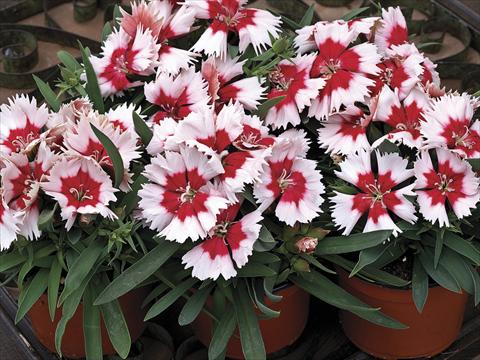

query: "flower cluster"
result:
(2, 1), (479, 285)
(0, 95), (140, 249)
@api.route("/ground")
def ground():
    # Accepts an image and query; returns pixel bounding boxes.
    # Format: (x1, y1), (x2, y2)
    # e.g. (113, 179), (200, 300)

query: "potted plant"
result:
(301, 6), (480, 359)
(0, 43), (156, 358)
(86, 2), (417, 360)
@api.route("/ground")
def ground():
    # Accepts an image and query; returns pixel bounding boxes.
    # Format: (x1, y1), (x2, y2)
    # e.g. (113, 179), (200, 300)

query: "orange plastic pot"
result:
(337, 268), (469, 359)
(28, 287), (149, 359)
(192, 284), (310, 359)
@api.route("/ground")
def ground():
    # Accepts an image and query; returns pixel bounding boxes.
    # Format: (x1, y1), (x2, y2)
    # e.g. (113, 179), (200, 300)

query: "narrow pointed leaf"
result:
(95, 241), (180, 305)
(178, 284), (213, 326)
(316, 230), (392, 255)
(80, 44), (104, 113)
(208, 307), (236, 360)
(33, 75), (61, 112)
(255, 96), (285, 118)
(412, 257), (429, 313)
(83, 284), (102, 360)
(91, 124), (124, 188)
(132, 111), (153, 146)
(48, 258), (62, 321)
(57, 50), (81, 71)
(15, 269), (49, 323)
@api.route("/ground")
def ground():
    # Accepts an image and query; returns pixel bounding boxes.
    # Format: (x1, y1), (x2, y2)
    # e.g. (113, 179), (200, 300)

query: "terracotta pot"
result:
(337, 268), (469, 359)
(191, 284), (310, 359)
(28, 287), (149, 359)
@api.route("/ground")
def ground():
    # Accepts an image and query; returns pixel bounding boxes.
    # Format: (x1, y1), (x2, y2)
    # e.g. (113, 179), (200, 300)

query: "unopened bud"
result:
(295, 236), (318, 254)
(272, 38), (289, 54)
(293, 258), (310, 272)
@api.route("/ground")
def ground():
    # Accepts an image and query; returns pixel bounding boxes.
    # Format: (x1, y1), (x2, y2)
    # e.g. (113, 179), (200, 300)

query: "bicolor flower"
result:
(202, 55), (265, 110)
(63, 113), (140, 182)
(254, 130), (324, 226)
(144, 67), (209, 124)
(375, 7), (408, 53)
(306, 21), (381, 119)
(147, 118), (181, 155)
(373, 86), (430, 149)
(138, 146), (229, 243)
(121, 0), (197, 74)
(186, 0), (281, 58)
(369, 43), (424, 100)
(421, 93), (480, 158)
(414, 149), (480, 227)
(1, 143), (58, 239)
(317, 103), (374, 155)
(42, 157), (118, 230)
(182, 204), (263, 280)
(331, 150), (417, 236)
(105, 103), (138, 134)
(90, 27), (160, 97)
(265, 54), (325, 129)
(0, 193), (21, 250)
(0, 95), (49, 155)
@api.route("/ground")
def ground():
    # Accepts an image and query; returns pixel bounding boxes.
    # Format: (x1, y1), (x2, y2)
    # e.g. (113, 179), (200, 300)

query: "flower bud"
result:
(295, 236), (318, 254)
(293, 258), (310, 272)
(272, 38), (289, 54)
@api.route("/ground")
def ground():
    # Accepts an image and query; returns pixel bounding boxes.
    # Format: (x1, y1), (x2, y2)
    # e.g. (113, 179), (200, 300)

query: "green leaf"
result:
(59, 234), (104, 305)
(0, 252), (25, 272)
(80, 44), (105, 113)
(15, 269), (49, 323)
(412, 257), (428, 313)
(467, 158), (480, 171)
(418, 249), (461, 293)
(299, 4), (315, 27)
(341, 7), (369, 21)
(132, 111), (153, 146)
(142, 283), (169, 308)
(443, 231), (480, 266)
(249, 252), (281, 264)
(119, 174), (147, 216)
(100, 297), (131, 358)
(263, 277), (282, 303)
(95, 240), (180, 305)
(48, 258), (62, 321)
(55, 267), (97, 356)
(145, 278), (198, 321)
(83, 284), (102, 360)
(33, 75), (61, 112)
(102, 22), (113, 41)
(439, 248), (475, 295)
(57, 50), (81, 71)
(292, 272), (407, 329)
(91, 124), (124, 188)
(351, 243), (390, 277)
(255, 96), (285, 118)
(466, 264), (480, 306)
(252, 279), (280, 319)
(237, 263), (276, 277)
(434, 228), (445, 269)
(208, 307), (236, 360)
(371, 241), (406, 268)
(316, 230), (392, 255)
(299, 253), (336, 274)
(38, 204), (57, 231)
(233, 281), (266, 360)
(178, 284), (213, 326)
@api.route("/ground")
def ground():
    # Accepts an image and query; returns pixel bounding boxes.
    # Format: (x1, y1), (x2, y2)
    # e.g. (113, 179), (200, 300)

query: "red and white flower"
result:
(182, 204), (262, 280)
(42, 157), (117, 230)
(63, 113), (140, 185)
(265, 54), (325, 129)
(373, 86), (430, 149)
(105, 103), (138, 135)
(0, 95), (49, 155)
(147, 118), (181, 155)
(369, 43), (424, 100)
(90, 27), (160, 97)
(186, 0), (281, 58)
(303, 21), (381, 119)
(375, 7), (408, 53)
(414, 149), (480, 227)
(144, 67), (209, 124)
(0, 194), (22, 250)
(421, 93), (480, 158)
(138, 146), (229, 243)
(317, 103), (374, 155)
(1, 143), (58, 239)
(331, 150), (417, 236)
(121, 0), (197, 74)
(202, 55), (265, 110)
(254, 130), (324, 225)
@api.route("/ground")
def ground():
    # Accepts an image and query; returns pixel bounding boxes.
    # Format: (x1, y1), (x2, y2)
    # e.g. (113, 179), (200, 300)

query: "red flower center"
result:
(60, 170), (102, 208)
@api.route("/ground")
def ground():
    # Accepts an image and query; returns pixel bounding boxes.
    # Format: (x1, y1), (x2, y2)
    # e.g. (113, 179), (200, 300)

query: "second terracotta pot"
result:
(191, 284), (310, 359)
(28, 287), (149, 359)
(337, 268), (469, 359)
